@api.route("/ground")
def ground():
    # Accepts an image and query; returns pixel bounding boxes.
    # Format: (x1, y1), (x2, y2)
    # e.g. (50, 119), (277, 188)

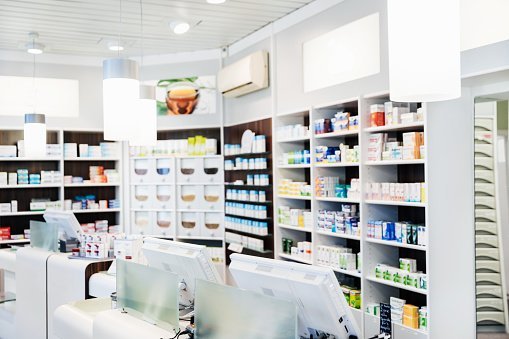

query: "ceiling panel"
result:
(0, 0), (315, 57)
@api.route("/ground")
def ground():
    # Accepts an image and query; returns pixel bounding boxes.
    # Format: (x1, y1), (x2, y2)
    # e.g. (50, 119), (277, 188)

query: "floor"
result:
(478, 334), (509, 338)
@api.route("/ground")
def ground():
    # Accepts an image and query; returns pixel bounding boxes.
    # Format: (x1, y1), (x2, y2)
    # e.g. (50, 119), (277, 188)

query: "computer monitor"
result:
(229, 253), (360, 339)
(43, 210), (83, 240)
(142, 237), (223, 307)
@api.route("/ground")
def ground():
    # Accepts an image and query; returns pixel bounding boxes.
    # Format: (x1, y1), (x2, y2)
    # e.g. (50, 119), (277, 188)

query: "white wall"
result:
(0, 60), (103, 130)
(275, 0), (388, 113)
(0, 57), (222, 130)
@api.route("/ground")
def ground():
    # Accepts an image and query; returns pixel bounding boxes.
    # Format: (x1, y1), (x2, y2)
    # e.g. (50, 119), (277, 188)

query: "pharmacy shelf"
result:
(314, 130), (359, 139)
(0, 239), (30, 245)
(225, 213), (271, 221)
(176, 209), (224, 213)
(64, 157), (120, 161)
(225, 228), (272, 238)
(176, 236), (223, 241)
(130, 155), (221, 160)
(0, 157), (61, 161)
(64, 183), (120, 187)
(0, 211), (45, 217)
(277, 164), (311, 169)
(317, 264), (362, 278)
(365, 200), (426, 207)
(315, 197), (360, 203)
(366, 276), (428, 295)
(225, 169), (269, 172)
(130, 182), (175, 186)
(279, 253), (313, 265)
(0, 184), (61, 189)
(315, 162), (359, 168)
(225, 199), (272, 205)
(71, 208), (121, 214)
(225, 243), (272, 255)
(276, 136), (310, 143)
(224, 184), (271, 189)
(223, 152), (271, 159)
(365, 238), (427, 251)
(315, 230), (361, 241)
(364, 121), (424, 133)
(277, 194), (311, 201)
(365, 159), (425, 166)
(278, 224), (312, 233)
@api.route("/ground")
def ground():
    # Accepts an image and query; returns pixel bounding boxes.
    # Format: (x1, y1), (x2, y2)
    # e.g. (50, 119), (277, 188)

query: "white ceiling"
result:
(0, 0), (315, 57)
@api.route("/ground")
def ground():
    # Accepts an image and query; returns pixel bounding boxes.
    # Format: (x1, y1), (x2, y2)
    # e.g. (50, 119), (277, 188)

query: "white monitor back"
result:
(142, 237), (223, 306)
(229, 253), (360, 339)
(43, 210), (83, 240)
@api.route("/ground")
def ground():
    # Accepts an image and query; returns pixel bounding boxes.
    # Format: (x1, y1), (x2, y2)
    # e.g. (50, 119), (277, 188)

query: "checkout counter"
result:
(0, 246), (111, 339)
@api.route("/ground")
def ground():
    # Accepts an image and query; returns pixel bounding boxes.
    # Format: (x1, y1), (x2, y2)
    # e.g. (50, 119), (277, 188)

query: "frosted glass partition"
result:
(195, 279), (298, 339)
(116, 260), (179, 332)
(30, 220), (58, 252)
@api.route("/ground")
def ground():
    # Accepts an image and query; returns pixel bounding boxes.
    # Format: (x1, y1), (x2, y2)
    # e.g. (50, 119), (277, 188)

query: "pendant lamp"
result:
(387, 0), (461, 102)
(102, 58), (140, 141)
(24, 113), (46, 157)
(130, 85), (157, 146)
(128, 0), (157, 146)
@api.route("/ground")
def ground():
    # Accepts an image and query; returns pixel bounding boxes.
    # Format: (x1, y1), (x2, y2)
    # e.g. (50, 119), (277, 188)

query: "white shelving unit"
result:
(273, 94), (429, 338)
(127, 150), (225, 277)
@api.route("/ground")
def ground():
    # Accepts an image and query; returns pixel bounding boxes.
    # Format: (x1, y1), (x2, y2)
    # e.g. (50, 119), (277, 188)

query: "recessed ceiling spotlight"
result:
(25, 32), (45, 54)
(169, 20), (191, 35)
(108, 41), (124, 51)
(207, 0), (226, 4)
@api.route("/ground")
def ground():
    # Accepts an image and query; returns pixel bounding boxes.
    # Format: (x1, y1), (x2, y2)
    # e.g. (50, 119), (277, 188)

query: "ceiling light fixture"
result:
(25, 32), (45, 54)
(387, 0), (461, 102)
(207, 0), (226, 4)
(170, 20), (191, 35)
(108, 41), (124, 52)
(102, 0), (140, 141)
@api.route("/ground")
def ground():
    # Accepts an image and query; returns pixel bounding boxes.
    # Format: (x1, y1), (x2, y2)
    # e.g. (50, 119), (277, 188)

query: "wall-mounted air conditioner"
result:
(217, 50), (269, 98)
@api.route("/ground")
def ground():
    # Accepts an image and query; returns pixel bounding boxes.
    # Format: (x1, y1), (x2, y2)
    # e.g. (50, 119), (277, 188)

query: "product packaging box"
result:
(0, 227), (11, 240)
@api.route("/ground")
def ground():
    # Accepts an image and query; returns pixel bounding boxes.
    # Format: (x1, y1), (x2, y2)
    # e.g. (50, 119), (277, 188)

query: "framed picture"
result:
(144, 76), (216, 116)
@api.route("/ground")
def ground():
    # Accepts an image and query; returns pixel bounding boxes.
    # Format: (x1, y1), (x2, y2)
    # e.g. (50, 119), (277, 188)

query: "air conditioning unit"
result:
(218, 50), (269, 98)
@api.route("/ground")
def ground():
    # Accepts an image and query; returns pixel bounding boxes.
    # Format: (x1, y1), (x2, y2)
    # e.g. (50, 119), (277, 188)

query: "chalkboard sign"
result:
(380, 302), (392, 335)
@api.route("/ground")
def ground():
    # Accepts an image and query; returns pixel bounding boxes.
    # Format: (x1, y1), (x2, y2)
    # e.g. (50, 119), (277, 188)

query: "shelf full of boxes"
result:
(63, 131), (123, 235)
(223, 118), (274, 264)
(273, 94), (428, 338)
(0, 129), (62, 245)
(273, 109), (314, 267)
(127, 129), (225, 276)
(0, 129), (123, 246)
(361, 93), (427, 338)
(312, 99), (363, 327)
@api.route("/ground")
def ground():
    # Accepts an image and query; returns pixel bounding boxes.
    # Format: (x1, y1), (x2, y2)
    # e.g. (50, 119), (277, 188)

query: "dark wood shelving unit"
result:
(63, 131), (122, 229)
(223, 118), (274, 264)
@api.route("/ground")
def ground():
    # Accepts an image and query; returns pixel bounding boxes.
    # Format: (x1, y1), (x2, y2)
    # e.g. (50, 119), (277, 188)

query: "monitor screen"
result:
(43, 210), (83, 240)
(142, 237), (223, 307)
(229, 253), (360, 339)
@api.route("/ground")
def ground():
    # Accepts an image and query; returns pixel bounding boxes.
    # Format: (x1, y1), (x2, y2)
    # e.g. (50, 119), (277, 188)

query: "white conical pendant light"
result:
(130, 84), (157, 146)
(103, 58), (139, 141)
(24, 33), (46, 158)
(129, 0), (157, 146)
(102, 0), (140, 141)
(24, 113), (46, 157)
(387, 0), (461, 102)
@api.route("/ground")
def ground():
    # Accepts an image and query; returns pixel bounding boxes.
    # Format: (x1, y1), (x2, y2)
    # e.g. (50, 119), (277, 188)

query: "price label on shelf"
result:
(228, 243), (244, 253)
(380, 303), (392, 335)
